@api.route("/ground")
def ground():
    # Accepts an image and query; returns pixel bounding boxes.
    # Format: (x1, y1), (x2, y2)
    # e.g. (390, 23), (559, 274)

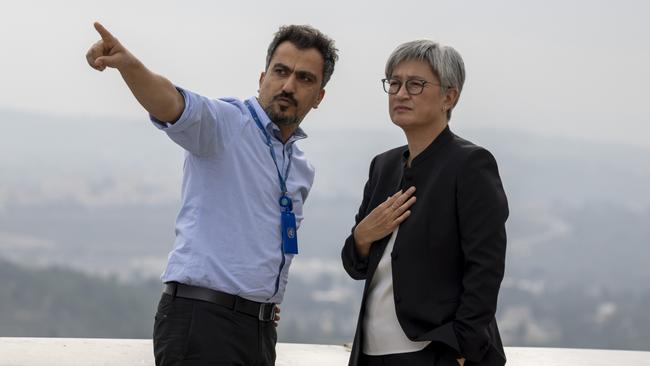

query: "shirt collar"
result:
(246, 97), (308, 142)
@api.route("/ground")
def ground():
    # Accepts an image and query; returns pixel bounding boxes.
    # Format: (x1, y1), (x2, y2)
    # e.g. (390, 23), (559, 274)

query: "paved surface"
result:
(1, 338), (649, 365)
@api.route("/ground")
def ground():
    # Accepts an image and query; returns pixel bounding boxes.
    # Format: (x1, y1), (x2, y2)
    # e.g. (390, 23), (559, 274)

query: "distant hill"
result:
(0, 258), (160, 338)
(2, 256), (649, 350)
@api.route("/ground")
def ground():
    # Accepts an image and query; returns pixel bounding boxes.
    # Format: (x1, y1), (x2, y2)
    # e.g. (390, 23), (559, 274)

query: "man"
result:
(86, 22), (338, 365)
(342, 40), (508, 366)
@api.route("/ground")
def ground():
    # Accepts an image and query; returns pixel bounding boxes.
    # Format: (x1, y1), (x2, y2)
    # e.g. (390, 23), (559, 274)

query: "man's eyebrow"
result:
(296, 70), (317, 80)
(272, 62), (292, 71)
(272, 63), (318, 81)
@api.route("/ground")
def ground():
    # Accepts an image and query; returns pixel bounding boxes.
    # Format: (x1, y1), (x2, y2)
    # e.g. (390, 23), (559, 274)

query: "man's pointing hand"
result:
(86, 22), (133, 71)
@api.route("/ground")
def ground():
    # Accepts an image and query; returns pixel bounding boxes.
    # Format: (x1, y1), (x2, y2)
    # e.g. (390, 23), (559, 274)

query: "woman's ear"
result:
(444, 87), (460, 109)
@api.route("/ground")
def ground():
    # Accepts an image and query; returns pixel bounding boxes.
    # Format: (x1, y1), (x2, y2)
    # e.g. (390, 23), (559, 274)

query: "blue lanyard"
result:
(244, 100), (293, 195)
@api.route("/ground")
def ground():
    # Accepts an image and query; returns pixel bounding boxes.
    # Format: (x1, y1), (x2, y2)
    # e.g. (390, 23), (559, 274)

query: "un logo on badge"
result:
(287, 227), (295, 239)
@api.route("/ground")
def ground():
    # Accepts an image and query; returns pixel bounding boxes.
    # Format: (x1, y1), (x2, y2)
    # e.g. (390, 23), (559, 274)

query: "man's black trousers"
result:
(153, 293), (277, 366)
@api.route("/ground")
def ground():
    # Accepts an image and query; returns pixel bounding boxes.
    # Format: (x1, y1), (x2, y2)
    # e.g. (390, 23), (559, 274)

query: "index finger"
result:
(94, 22), (115, 42)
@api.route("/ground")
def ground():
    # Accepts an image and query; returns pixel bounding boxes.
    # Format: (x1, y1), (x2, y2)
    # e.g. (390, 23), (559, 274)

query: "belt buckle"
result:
(258, 303), (276, 322)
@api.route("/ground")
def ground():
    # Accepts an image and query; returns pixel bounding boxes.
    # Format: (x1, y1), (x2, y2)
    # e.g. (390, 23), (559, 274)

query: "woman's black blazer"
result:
(342, 126), (509, 366)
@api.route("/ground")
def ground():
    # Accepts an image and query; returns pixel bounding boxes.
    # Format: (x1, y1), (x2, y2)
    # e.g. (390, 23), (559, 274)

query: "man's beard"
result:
(263, 92), (301, 126)
(264, 107), (301, 126)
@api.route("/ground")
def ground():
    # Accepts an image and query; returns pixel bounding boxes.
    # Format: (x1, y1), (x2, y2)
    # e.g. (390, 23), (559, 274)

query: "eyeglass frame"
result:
(381, 78), (445, 96)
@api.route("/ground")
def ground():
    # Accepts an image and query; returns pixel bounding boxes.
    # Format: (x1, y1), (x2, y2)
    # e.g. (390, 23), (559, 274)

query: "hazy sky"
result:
(1, 0), (649, 147)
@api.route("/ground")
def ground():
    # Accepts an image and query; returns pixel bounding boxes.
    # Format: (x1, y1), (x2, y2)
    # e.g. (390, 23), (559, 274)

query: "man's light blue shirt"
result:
(151, 87), (315, 304)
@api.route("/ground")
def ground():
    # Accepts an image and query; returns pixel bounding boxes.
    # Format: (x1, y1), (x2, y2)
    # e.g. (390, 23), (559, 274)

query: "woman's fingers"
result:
(390, 187), (415, 212)
(392, 196), (416, 219)
(394, 186), (416, 206)
(381, 189), (402, 209)
(383, 186), (415, 210)
(394, 209), (412, 225)
(358, 186), (417, 244)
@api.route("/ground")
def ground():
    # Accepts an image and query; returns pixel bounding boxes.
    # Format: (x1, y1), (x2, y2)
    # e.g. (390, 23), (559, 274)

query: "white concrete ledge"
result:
(1, 338), (649, 365)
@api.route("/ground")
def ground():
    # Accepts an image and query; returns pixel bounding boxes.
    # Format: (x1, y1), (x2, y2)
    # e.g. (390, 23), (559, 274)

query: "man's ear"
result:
(313, 89), (326, 109)
(258, 71), (266, 90)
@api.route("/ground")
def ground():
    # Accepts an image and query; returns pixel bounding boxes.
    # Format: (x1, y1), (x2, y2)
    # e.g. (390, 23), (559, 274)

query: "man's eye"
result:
(409, 80), (425, 87)
(275, 68), (288, 75)
(389, 80), (401, 87)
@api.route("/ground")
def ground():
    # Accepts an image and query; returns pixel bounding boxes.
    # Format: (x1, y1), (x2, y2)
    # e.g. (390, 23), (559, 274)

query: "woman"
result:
(342, 40), (509, 366)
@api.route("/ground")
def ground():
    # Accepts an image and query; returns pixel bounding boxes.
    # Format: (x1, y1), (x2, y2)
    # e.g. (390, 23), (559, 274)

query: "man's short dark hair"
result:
(266, 25), (338, 87)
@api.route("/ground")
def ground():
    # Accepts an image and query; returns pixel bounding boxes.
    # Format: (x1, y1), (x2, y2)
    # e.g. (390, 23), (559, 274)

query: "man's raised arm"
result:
(85, 22), (184, 123)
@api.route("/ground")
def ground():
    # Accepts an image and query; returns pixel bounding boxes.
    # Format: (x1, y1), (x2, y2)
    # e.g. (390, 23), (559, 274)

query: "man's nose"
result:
(281, 74), (297, 94)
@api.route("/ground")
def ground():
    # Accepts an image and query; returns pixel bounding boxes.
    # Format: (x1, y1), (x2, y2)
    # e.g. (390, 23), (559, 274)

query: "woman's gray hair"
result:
(385, 40), (466, 121)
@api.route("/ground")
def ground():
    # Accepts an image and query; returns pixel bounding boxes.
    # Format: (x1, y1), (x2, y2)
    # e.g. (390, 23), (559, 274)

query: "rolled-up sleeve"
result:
(151, 87), (244, 157)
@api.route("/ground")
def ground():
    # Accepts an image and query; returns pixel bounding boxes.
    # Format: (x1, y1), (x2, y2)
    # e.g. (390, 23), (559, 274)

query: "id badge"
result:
(281, 211), (298, 254)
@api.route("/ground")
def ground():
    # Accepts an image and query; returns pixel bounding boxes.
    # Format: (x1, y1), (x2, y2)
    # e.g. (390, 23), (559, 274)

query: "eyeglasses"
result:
(381, 78), (441, 95)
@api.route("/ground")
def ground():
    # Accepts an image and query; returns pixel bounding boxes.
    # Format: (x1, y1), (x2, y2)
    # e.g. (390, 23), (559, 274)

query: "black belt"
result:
(163, 282), (277, 322)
